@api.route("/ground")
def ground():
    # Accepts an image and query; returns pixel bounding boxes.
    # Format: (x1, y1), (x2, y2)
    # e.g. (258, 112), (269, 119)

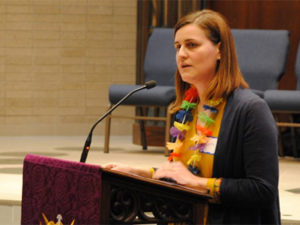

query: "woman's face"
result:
(174, 24), (220, 85)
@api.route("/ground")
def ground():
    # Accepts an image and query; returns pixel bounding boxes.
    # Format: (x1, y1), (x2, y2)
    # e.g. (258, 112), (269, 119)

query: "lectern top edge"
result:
(102, 167), (212, 199)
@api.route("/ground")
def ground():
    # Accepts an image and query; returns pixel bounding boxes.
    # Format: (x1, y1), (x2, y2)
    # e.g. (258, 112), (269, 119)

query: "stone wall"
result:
(0, 0), (137, 135)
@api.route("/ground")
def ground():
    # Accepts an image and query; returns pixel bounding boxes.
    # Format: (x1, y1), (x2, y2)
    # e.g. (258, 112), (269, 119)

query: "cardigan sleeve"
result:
(219, 98), (279, 207)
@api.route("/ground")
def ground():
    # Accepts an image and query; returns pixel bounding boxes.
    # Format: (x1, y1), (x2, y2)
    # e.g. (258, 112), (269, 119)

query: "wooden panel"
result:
(136, 0), (151, 85)
(207, 0), (300, 90)
(163, 0), (179, 26)
(133, 122), (165, 146)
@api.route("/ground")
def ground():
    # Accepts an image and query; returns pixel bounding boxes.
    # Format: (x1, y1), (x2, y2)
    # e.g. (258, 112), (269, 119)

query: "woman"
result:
(106, 9), (280, 225)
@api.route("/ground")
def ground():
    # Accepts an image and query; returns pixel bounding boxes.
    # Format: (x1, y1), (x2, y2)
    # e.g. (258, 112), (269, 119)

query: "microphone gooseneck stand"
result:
(80, 80), (157, 163)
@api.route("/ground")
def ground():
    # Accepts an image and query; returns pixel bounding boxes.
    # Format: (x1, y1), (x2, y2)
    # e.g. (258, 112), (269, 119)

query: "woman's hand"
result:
(153, 161), (208, 190)
(104, 164), (134, 173)
(103, 164), (152, 178)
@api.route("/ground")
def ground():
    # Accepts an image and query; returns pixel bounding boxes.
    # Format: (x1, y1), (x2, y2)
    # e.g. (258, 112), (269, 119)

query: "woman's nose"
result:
(177, 46), (188, 58)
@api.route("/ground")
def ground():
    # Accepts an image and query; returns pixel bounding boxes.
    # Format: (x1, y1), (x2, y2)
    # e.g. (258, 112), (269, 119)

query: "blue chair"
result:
(104, 28), (177, 154)
(265, 43), (300, 112)
(231, 29), (290, 97)
(264, 43), (300, 157)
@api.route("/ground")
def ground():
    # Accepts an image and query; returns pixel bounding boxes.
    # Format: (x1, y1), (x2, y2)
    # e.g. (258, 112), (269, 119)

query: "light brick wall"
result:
(0, 0), (137, 135)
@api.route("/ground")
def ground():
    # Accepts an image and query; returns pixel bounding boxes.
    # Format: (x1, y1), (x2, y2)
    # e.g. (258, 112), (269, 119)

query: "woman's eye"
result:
(187, 42), (197, 48)
(175, 45), (181, 51)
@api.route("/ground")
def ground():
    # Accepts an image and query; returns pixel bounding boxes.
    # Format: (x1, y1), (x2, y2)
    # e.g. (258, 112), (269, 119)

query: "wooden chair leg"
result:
(154, 106), (160, 126)
(165, 104), (172, 156)
(138, 107), (147, 150)
(104, 106), (112, 153)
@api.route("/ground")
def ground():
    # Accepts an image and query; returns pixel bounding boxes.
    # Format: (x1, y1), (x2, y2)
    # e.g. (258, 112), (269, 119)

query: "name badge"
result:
(202, 137), (217, 155)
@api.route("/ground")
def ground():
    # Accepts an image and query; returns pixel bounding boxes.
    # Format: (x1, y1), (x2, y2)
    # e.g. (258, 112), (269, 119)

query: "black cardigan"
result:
(208, 88), (281, 225)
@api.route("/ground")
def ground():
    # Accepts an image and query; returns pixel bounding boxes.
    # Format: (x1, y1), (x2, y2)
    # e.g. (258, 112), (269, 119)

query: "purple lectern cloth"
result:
(21, 154), (102, 225)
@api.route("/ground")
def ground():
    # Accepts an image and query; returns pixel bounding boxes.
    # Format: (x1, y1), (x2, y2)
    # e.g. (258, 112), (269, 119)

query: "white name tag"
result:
(202, 137), (217, 155)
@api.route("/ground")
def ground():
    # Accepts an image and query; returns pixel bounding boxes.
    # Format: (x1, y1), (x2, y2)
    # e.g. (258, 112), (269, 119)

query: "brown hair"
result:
(171, 9), (248, 112)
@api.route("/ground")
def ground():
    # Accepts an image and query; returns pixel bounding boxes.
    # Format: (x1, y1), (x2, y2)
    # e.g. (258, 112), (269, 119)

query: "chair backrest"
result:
(144, 28), (177, 86)
(231, 29), (290, 91)
(296, 43), (300, 89)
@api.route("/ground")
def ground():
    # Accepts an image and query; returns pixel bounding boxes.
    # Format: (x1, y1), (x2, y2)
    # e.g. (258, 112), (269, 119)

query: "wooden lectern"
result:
(21, 154), (211, 225)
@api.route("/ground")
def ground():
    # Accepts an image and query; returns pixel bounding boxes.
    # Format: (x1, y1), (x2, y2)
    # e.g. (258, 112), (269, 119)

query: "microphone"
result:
(145, 80), (156, 89)
(80, 80), (157, 163)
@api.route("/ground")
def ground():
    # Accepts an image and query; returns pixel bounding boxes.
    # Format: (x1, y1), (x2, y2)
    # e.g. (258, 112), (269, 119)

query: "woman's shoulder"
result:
(224, 88), (276, 132)
(229, 88), (266, 107)
(226, 88), (271, 116)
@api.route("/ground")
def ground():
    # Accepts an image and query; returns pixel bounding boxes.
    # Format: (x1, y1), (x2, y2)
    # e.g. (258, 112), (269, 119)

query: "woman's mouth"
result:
(181, 64), (191, 69)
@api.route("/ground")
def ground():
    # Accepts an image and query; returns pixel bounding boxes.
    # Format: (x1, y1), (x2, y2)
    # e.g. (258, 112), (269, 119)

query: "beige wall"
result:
(0, 0), (137, 135)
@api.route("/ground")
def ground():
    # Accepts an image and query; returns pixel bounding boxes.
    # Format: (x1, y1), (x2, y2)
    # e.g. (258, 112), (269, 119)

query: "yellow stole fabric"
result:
(172, 100), (226, 178)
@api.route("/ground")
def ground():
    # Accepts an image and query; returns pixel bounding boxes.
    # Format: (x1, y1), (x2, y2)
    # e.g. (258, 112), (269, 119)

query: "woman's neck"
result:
(193, 80), (210, 104)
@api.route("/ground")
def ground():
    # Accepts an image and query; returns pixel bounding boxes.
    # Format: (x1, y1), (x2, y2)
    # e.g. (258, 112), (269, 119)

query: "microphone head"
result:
(145, 80), (157, 89)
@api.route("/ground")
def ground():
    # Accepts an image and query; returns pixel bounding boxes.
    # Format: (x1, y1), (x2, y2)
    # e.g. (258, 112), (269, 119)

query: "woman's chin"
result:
(181, 75), (197, 85)
(180, 73), (212, 86)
